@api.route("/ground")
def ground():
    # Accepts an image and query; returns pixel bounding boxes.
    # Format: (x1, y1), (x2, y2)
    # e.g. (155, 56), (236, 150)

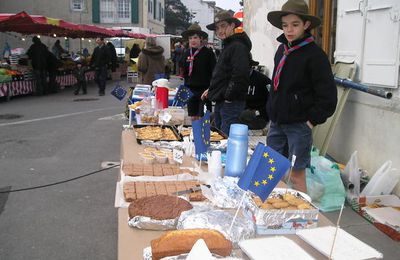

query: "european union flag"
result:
(111, 84), (127, 101)
(238, 143), (290, 201)
(192, 111), (210, 160)
(173, 84), (193, 107)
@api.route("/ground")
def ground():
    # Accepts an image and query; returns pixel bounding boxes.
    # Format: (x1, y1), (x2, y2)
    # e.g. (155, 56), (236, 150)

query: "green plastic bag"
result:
(306, 156), (345, 212)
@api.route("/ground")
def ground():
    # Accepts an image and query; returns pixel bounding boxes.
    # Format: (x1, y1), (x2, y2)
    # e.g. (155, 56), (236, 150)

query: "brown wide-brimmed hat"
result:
(181, 23), (208, 39)
(267, 0), (321, 30)
(206, 11), (241, 31)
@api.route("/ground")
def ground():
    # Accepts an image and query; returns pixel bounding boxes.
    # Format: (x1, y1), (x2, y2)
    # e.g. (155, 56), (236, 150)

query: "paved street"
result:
(0, 81), (124, 260)
(0, 80), (399, 260)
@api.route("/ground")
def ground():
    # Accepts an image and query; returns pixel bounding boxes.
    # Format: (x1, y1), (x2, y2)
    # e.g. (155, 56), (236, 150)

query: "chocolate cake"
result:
(128, 195), (193, 220)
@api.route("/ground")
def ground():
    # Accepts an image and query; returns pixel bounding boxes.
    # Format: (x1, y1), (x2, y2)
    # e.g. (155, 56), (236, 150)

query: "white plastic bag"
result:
(361, 161), (400, 196)
(343, 151), (360, 196)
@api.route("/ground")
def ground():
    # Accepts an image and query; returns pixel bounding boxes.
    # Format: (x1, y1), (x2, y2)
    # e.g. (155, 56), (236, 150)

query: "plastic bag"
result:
(342, 151), (361, 196)
(361, 161), (400, 196)
(306, 156), (345, 212)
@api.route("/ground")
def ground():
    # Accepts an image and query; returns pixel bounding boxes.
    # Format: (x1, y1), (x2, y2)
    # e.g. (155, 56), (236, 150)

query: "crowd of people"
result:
(24, 36), (119, 96)
(22, 0), (337, 193)
(163, 0), (337, 193)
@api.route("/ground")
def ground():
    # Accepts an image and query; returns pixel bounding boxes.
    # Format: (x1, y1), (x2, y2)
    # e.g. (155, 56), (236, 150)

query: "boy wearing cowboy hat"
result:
(267, 0), (337, 192)
(180, 23), (216, 119)
(201, 11), (252, 135)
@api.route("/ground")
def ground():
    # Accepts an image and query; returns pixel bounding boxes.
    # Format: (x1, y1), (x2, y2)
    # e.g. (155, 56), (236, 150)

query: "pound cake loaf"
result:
(151, 229), (232, 260)
(128, 195), (193, 220)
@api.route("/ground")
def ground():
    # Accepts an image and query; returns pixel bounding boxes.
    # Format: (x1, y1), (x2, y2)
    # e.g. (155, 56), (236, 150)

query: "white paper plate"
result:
(297, 226), (383, 260)
(239, 236), (315, 260)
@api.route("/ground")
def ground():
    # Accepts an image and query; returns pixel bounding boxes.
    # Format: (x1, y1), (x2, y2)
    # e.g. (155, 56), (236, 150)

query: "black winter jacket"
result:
(180, 46), (216, 91)
(267, 33), (337, 126)
(246, 69), (271, 121)
(27, 42), (48, 70)
(90, 44), (110, 68)
(208, 32), (252, 102)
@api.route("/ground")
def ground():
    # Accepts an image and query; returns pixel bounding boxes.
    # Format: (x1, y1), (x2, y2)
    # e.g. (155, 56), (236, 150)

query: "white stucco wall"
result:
(243, 0), (285, 76)
(180, 0), (214, 43)
(244, 0), (400, 195)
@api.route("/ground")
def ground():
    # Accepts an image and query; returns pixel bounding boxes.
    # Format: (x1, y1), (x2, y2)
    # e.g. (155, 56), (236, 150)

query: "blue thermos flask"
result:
(225, 124), (248, 177)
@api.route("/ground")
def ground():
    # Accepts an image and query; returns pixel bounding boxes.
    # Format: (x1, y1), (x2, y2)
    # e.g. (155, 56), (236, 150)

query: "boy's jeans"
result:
(214, 100), (246, 135)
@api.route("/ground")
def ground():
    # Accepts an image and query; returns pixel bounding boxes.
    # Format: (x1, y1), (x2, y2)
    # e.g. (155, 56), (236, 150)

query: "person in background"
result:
(90, 37), (110, 96)
(137, 37), (165, 85)
(46, 50), (61, 93)
(51, 40), (67, 59)
(124, 46), (131, 63)
(239, 58), (271, 130)
(73, 61), (87, 95)
(129, 43), (141, 59)
(82, 48), (90, 58)
(2, 42), (11, 59)
(106, 41), (118, 73)
(266, 0), (337, 192)
(201, 11), (252, 135)
(172, 42), (183, 75)
(180, 23), (216, 120)
(27, 36), (49, 95)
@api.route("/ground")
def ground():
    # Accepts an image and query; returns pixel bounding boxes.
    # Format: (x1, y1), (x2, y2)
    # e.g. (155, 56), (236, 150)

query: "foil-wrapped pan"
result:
(128, 215), (178, 230)
(177, 207), (255, 245)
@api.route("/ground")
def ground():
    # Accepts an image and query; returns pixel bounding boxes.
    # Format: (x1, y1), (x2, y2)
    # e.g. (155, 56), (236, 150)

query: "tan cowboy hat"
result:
(181, 23), (208, 39)
(267, 0), (321, 30)
(206, 11), (241, 31)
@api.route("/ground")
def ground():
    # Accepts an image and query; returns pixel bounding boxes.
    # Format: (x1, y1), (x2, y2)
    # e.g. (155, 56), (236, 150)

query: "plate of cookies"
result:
(252, 188), (313, 211)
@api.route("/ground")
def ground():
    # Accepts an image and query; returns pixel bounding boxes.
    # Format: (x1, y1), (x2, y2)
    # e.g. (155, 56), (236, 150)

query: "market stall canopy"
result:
(0, 11), (147, 39)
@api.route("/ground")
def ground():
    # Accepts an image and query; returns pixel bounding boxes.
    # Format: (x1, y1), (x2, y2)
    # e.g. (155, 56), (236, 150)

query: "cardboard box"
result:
(253, 207), (319, 235)
(243, 190), (319, 235)
(349, 195), (400, 241)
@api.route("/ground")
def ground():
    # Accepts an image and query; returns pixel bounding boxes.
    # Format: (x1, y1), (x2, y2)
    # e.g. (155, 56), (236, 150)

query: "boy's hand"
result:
(306, 121), (314, 129)
(201, 89), (208, 100)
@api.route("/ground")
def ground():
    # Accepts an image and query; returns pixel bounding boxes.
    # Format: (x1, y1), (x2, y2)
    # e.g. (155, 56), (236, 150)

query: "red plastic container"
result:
(155, 86), (169, 109)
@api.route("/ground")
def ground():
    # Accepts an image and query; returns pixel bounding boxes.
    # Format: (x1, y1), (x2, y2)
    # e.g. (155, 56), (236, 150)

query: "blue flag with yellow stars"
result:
(110, 84), (127, 101)
(173, 84), (193, 107)
(238, 143), (290, 201)
(192, 111), (210, 160)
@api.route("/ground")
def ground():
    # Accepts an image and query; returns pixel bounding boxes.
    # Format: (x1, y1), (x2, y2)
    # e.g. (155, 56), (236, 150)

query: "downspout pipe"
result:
(334, 77), (392, 99)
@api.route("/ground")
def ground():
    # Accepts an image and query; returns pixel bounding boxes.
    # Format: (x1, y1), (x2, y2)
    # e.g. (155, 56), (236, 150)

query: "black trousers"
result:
(74, 81), (87, 94)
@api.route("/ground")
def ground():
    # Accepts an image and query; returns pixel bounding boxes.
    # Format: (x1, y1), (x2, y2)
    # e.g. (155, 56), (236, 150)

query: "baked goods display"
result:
(135, 126), (179, 141)
(128, 194), (193, 220)
(179, 127), (226, 141)
(122, 163), (195, 177)
(140, 115), (158, 124)
(123, 180), (206, 202)
(253, 192), (313, 210)
(210, 130), (225, 141)
(151, 229), (233, 260)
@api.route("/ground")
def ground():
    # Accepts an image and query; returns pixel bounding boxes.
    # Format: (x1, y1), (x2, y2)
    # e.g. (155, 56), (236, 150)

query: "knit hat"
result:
(182, 23), (208, 39)
(206, 11), (241, 31)
(267, 0), (321, 30)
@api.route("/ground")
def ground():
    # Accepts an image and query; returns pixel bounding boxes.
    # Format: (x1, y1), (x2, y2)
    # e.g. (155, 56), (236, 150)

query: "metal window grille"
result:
(100, 0), (130, 23)
(117, 0), (130, 19)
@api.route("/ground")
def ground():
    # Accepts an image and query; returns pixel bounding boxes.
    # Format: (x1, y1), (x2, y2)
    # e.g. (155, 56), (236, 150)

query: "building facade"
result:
(0, 0), (165, 54)
(180, 0), (215, 44)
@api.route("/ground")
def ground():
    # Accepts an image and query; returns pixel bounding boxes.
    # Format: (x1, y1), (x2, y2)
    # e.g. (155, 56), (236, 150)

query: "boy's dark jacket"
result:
(267, 33), (337, 126)
(246, 70), (271, 121)
(207, 32), (252, 102)
(73, 66), (86, 82)
(180, 47), (216, 91)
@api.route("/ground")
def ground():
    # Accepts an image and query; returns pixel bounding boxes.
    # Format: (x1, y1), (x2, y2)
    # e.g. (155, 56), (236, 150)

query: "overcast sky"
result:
(214, 0), (242, 12)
